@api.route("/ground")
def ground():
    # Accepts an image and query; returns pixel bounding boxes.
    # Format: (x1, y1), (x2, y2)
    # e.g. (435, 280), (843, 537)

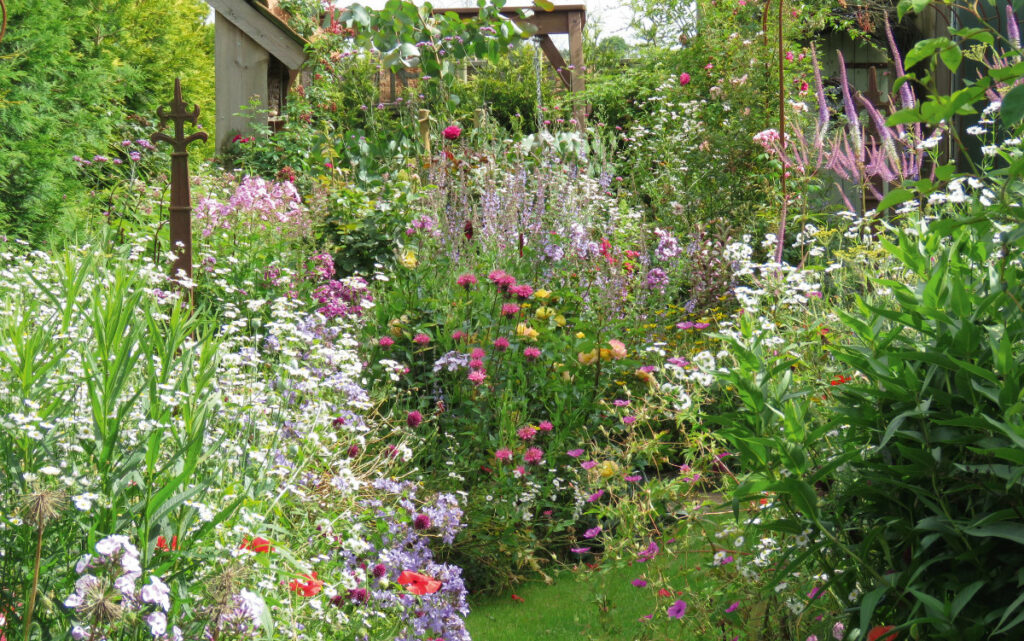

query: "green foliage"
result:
(0, 0), (213, 244)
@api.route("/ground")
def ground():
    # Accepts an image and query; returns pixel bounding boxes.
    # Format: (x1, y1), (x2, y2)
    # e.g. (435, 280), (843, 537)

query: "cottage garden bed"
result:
(2, 0), (1024, 640)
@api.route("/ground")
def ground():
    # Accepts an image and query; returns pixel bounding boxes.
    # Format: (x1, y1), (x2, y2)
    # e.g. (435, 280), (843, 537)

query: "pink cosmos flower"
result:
(587, 490), (605, 502)
(613, 399), (630, 407)
(493, 337), (510, 351)
(495, 448), (513, 461)
(625, 474), (642, 482)
(622, 415), (637, 425)
(524, 447), (544, 464)
(583, 525), (602, 538)
(517, 425), (538, 441)
(443, 125), (462, 140)
(581, 460), (598, 470)
(567, 448), (584, 458)
(413, 333), (430, 345)
(523, 346), (541, 361)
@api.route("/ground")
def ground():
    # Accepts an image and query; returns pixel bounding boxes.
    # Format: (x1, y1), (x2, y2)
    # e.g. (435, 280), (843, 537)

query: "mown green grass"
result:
(465, 540), (710, 641)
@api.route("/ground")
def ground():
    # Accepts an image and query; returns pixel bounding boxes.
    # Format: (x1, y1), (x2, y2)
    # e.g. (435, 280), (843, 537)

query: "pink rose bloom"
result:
(524, 447), (544, 464)
(679, 72), (691, 86)
(443, 125), (462, 140)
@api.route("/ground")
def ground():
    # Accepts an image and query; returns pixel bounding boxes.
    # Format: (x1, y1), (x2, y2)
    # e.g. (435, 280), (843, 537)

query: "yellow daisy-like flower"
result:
(534, 289), (551, 300)
(400, 250), (418, 269)
(575, 331), (586, 339)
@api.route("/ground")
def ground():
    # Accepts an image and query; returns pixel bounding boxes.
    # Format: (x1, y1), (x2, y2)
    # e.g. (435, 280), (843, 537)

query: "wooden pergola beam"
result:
(433, 4), (586, 36)
(537, 34), (571, 90)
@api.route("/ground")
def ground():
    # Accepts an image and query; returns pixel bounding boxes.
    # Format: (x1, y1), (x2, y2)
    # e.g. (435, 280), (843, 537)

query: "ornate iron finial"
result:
(150, 78), (208, 287)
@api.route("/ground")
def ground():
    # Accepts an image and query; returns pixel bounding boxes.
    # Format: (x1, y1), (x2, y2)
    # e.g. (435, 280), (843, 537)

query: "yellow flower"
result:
(608, 339), (628, 360)
(578, 349), (598, 365)
(599, 348), (612, 362)
(516, 323), (539, 341)
(534, 289), (551, 300)
(555, 315), (567, 327)
(575, 331), (586, 339)
(597, 460), (620, 479)
(535, 306), (555, 320)
(400, 250), (417, 269)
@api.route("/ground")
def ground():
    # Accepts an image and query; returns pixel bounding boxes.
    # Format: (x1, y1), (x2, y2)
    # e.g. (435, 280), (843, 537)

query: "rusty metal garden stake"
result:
(151, 78), (207, 283)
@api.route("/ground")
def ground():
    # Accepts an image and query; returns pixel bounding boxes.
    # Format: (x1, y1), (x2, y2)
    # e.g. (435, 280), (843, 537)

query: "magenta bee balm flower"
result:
(443, 125), (462, 140)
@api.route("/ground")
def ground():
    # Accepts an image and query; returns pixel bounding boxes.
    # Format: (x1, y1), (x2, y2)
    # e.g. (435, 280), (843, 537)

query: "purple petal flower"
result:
(571, 547), (591, 554)
(666, 600), (687, 619)
(631, 579), (648, 588)
(726, 601), (740, 613)
(567, 448), (585, 458)
(584, 526), (602, 539)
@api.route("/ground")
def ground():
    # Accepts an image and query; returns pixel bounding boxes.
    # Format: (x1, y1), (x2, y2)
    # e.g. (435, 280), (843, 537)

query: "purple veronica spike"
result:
(837, 51), (863, 157)
(885, 16), (916, 111)
(1008, 4), (1021, 48)
(811, 44), (829, 143)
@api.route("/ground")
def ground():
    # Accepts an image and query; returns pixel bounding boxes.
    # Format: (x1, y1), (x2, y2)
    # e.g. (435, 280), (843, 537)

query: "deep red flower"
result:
(829, 374), (853, 386)
(397, 570), (442, 595)
(156, 535), (178, 552)
(867, 626), (898, 641)
(240, 536), (274, 553)
(511, 594), (525, 602)
(289, 572), (323, 597)
(443, 125), (462, 140)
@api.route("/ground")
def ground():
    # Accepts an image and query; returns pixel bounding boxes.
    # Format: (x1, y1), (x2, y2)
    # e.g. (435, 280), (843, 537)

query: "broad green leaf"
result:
(877, 188), (915, 211)
(1001, 84), (1024, 125)
(939, 44), (962, 73)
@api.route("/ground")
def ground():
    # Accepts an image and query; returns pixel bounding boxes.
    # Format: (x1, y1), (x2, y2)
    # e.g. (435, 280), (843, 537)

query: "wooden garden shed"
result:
(206, 0), (309, 151)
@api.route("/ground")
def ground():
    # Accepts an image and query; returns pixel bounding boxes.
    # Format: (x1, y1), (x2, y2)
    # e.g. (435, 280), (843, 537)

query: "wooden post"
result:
(568, 10), (586, 126)
(151, 79), (208, 285)
(419, 108), (431, 162)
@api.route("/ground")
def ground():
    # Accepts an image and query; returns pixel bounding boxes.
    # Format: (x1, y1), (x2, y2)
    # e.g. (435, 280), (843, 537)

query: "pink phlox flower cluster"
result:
(312, 276), (372, 319)
(194, 176), (311, 239)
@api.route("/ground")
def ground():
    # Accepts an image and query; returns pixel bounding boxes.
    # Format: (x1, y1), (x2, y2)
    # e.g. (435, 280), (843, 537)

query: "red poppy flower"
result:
(867, 626), (897, 641)
(829, 374), (853, 386)
(240, 536), (274, 553)
(289, 572), (323, 597)
(156, 535), (179, 551)
(397, 570), (442, 595)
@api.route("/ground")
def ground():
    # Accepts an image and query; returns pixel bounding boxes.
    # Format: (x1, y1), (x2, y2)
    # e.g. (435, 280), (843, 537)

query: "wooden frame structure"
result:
(434, 5), (586, 96)
(206, 0), (308, 151)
